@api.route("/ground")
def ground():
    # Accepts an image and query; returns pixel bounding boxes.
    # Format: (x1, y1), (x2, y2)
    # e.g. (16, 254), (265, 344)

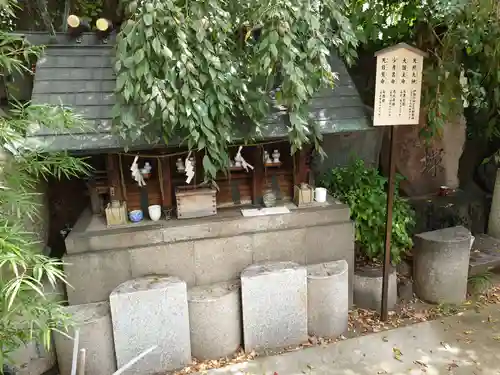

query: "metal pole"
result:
(381, 125), (397, 321)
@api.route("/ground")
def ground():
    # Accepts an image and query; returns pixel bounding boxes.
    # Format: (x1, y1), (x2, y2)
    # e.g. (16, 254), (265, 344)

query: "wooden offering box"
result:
(175, 186), (217, 219)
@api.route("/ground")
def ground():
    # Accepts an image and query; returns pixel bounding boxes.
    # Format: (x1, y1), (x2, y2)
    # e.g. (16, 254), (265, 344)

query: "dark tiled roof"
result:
(25, 32), (371, 152)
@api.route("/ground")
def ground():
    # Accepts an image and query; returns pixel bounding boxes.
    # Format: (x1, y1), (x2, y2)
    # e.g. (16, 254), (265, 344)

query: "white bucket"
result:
(148, 205), (162, 221)
(314, 187), (327, 203)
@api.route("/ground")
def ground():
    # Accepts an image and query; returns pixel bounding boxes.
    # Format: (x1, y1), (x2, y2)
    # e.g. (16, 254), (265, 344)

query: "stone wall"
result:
(64, 203), (355, 305)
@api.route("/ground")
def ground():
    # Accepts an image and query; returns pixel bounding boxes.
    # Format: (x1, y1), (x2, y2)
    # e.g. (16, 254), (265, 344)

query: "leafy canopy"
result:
(347, 0), (500, 139)
(113, 0), (358, 179)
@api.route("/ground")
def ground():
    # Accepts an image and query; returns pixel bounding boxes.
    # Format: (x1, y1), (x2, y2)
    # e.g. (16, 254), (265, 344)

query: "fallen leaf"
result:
(393, 347), (403, 361)
(414, 360), (428, 368)
(382, 336), (389, 342)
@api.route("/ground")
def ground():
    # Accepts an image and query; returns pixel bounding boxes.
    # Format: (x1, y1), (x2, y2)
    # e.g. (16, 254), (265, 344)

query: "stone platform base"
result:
(64, 201), (354, 305)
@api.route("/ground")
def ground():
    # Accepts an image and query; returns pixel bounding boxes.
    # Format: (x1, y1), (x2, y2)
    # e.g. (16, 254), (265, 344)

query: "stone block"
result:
(304, 222), (354, 264)
(194, 235), (253, 285)
(188, 280), (242, 360)
(54, 302), (116, 375)
(307, 260), (349, 338)
(110, 276), (191, 374)
(253, 228), (307, 264)
(87, 228), (164, 252)
(305, 222), (354, 305)
(130, 242), (195, 286)
(64, 250), (131, 304)
(241, 262), (307, 352)
(414, 226), (471, 304)
(8, 341), (55, 375)
(353, 265), (397, 312)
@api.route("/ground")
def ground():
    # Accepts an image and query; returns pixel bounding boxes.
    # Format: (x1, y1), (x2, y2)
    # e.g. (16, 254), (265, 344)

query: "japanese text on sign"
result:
(373, 45), (425, 126)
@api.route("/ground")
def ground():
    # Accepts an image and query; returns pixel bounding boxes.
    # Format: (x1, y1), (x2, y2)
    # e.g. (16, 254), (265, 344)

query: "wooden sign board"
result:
(373, 43), (427, 126)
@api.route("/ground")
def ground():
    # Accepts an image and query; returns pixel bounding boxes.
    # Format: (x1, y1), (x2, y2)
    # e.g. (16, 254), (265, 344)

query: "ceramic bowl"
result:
(129, 210), (143, 222)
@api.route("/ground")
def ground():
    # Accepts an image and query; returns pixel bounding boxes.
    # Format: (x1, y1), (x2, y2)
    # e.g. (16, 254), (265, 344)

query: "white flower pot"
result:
(148, 205), (162, 221)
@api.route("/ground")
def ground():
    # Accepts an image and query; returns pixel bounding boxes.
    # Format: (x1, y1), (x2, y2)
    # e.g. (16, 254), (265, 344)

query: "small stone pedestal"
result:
(414, 226), (472, 304)
(188, 280), (242, 360)
(307, 260), (349, 338)
(110, 276), (191, 375)
(353, 264), (397, 312)
(54, 302), (116, 375)
(241, 262), (307, 352)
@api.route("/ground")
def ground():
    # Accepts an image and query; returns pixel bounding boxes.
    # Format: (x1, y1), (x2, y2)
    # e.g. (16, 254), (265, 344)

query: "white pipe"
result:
(111, 345), (158, 375)
(70, 329), (80, 375)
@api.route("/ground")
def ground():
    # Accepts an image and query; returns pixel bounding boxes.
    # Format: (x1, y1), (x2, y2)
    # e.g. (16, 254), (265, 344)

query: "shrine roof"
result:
(20, 32), (372, 152)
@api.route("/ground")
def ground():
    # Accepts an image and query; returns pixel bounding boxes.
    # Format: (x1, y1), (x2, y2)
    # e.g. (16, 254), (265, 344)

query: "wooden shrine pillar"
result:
(294, 147), (311, 186)
(161, 157), (172, 208)
(252, 147), (264, 205)
(106, 154), (124, 202)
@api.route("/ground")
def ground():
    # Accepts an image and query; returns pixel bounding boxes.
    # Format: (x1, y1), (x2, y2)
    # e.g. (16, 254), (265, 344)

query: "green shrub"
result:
(319, 159), (415, 265)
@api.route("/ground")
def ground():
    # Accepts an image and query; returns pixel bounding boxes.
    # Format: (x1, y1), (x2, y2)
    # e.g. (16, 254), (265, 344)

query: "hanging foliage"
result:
(113, 0), (358, 179)
(347, 0), (500, 139)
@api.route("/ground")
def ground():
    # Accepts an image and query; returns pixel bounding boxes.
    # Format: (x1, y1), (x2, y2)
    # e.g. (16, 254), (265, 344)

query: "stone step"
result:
(469, 234), (500, 276)
(63, 220), (355, 305)
(65, 201), (350, 254)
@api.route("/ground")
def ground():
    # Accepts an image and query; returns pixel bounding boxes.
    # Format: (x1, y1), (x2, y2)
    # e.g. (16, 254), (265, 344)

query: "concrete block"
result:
(304, 222), (354, 264)
(87, 228), (164, 252)
(241, 262), (307, 352)
(253, 228), (307, 264)
(188, 280), (242, 360)
(194, 235), (253, 285)
(353, 265), (397, 312)
(307, 260), (349, 338)
(304, 222), (354, 305)
(64, 250), (131, 304)
(8, 341), (55, 375)
(54, 302), (116, 375)
(110, 276), (191, 374)
(414, 226), (472, 304)
(130, 242), (195, 286)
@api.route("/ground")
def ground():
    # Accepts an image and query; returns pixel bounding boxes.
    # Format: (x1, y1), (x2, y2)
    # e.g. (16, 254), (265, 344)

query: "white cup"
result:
(314, 187), (327, 203)
(148, 205), (162, 221)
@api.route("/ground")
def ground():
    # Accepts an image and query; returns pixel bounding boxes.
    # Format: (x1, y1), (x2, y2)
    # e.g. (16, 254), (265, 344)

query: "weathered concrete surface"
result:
(54, 302), (116, 375)
(469, 233), (500, 276)
(188, 280), (241, 360)
(194, 303), (500, 375)
(414, 226), (471, 304)
(307, 260), (349, 338)
(63, 213), (354, 305)
(7, 341), (55, 375)
(353, 265), (397, 312)
(110, 276), (191, 374)
(241, 262), (307, 352)
(66, 202), (350, 253)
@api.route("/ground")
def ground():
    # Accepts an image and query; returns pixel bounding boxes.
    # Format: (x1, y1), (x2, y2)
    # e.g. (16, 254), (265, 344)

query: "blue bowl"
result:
(129, 210), (143, 222)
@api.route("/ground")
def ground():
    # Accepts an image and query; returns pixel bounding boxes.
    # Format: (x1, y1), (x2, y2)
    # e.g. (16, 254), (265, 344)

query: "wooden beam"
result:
(252, 147), (264, 205)
(106, 154), (123, 202)
(162, 157), (172, 208)
(294, 147), (311, 185)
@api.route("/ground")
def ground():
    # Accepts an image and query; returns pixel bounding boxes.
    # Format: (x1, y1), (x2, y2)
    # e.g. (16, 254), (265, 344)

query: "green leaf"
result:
(143, 13), (153, 26)
(269, 30), (279, 44)
(152, 38), (161, 54)
(134, 49), (145, 64)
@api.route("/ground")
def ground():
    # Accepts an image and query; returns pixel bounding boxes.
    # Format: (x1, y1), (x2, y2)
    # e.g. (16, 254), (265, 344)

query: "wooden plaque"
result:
(373, 43), (427, 126)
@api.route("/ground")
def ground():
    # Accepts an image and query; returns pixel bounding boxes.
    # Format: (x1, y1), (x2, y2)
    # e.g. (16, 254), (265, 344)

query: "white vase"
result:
(148, 205), (162, 221)
(272, 149), (280, 163)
